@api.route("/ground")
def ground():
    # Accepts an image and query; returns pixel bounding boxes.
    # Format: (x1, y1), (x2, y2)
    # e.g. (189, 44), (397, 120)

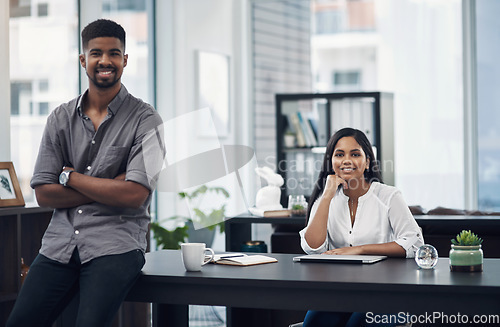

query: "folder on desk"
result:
(293, 254), (387, 264)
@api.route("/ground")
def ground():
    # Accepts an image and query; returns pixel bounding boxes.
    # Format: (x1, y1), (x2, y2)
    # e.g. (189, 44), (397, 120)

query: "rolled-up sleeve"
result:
(126, 110), (165, 191)
(388, 191), (425, 258)
(30, 113), (65, 188)
(299, 198), (329, 254)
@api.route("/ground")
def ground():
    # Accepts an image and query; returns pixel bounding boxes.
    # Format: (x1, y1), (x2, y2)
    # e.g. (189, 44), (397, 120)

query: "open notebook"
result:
(293, 254), (387, 264)
(207, 253), (278, 266)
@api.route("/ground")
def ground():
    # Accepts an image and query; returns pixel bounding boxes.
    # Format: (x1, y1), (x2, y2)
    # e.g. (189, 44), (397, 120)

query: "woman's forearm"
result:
(323, 241), (406, 257)
(304, 196), (333, 248)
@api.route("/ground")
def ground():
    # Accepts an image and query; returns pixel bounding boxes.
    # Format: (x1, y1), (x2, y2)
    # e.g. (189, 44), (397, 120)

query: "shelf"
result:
(0, 292), (17, 303)
(0, 205), (53, 216)
(275, 92), (394, 204)
(1, 206), (53, 326)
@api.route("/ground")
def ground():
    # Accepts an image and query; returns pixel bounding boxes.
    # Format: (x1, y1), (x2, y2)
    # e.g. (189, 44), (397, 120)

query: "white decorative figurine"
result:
(251, 167), (284, 213)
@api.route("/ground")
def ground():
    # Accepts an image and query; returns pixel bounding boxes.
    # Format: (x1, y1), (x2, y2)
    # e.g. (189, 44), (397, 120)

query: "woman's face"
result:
(331, 136), (370, 182)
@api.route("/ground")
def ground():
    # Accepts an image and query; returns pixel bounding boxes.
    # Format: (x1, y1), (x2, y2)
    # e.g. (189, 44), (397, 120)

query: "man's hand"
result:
(114, 172), (126, 181)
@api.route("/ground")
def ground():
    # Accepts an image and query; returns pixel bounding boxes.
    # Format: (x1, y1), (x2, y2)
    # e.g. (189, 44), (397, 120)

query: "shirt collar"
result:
(76, 84), (128, 117)
(339, 181), (376, 202)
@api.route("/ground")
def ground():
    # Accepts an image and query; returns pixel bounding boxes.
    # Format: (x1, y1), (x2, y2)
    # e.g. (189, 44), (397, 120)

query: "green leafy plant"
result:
(451, 230), (483, 246)
(150, 185), (230, 249)
(292, 204), (304, 210)
(149, 221), (189, 250)
(177, 185), (229, 233)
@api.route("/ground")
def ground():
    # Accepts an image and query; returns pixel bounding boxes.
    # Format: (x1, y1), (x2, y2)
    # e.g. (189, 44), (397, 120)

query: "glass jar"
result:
(288, 195), (307, 217)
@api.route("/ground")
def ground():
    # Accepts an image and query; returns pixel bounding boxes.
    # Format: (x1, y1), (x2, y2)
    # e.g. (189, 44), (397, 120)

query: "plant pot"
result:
(449, 245), (483, 272)
(284, 134), (296, 148)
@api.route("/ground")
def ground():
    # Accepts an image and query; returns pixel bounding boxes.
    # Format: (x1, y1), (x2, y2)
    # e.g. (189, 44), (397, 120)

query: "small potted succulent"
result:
(449, 230), (483, 272)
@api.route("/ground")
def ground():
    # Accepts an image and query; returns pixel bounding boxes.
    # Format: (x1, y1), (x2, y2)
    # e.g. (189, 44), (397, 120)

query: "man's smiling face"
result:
(79, 37), (127, 89)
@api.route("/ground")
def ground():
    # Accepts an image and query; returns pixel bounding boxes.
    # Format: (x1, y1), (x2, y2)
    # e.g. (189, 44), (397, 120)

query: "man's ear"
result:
(79, 54), (86, 68)
(123, 54), (128, 67)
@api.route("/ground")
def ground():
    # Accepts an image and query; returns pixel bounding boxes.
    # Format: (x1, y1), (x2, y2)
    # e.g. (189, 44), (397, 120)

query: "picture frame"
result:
(0, 162), (25, 208)
(196, 50), (230, 137)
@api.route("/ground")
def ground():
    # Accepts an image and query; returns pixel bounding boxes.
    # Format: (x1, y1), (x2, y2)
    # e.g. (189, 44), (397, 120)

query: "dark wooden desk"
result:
(126, 250), (500, 327)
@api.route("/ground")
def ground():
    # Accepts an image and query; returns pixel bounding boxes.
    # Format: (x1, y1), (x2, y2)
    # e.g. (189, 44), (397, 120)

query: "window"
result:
(102, 0), (146, 11)
(476, 0), (500, 211)
(315, 9), (344, 34)
(10, 82), (31, 116)
(38, 3), (48, 16)
(313, 0), (375, 34)
(332, 71), (361, 90)
(312, 0), (463, 210)
(39, 79), (49, 92)
(39, 102), (49, 115)
(10, 0), (31, 18)
(9, 0), (79, 203)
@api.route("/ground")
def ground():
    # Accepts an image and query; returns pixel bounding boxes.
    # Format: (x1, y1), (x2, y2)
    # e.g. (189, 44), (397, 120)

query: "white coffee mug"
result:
(181, 243), (215, 272)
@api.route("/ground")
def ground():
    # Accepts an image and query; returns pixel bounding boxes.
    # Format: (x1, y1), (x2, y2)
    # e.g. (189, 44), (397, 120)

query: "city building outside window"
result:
(312, 0), (464, 210)
(9, 0), (79, 203)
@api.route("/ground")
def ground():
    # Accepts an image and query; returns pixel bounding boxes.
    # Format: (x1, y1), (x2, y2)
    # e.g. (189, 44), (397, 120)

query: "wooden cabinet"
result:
(0, 206), (53, 325)
(275, 92), (394, 203)
(0, 206), (148, 327)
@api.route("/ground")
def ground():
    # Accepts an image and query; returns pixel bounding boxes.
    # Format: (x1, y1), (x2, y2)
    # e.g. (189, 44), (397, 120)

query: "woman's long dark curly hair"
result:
(306, 128), (383, 222)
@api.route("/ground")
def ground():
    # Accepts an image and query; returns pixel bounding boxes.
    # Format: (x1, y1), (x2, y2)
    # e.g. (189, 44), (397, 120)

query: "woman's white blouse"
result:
(299, 182), (424, 258)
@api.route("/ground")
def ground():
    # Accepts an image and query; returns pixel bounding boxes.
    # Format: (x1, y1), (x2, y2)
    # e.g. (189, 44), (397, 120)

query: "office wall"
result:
(155, 0), (255, 249)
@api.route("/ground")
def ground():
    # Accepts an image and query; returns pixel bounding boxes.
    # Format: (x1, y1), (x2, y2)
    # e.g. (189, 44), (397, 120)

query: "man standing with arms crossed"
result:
(7, 19), (164, 327)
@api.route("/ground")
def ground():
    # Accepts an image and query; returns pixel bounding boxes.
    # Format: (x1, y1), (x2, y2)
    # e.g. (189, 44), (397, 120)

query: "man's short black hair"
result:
(81, 19), (126, 50)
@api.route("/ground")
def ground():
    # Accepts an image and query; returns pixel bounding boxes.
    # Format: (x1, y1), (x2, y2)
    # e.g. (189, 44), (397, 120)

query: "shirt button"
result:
(75, 230), (80, 235)
(349, 231), (352, 234)
(91, 140), (96, 144)
(87, 166), (91, 170)
(78, 210), (83, 214)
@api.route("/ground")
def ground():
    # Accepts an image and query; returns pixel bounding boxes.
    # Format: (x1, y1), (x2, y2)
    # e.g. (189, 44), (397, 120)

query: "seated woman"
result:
(299, 127), (423, 327)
